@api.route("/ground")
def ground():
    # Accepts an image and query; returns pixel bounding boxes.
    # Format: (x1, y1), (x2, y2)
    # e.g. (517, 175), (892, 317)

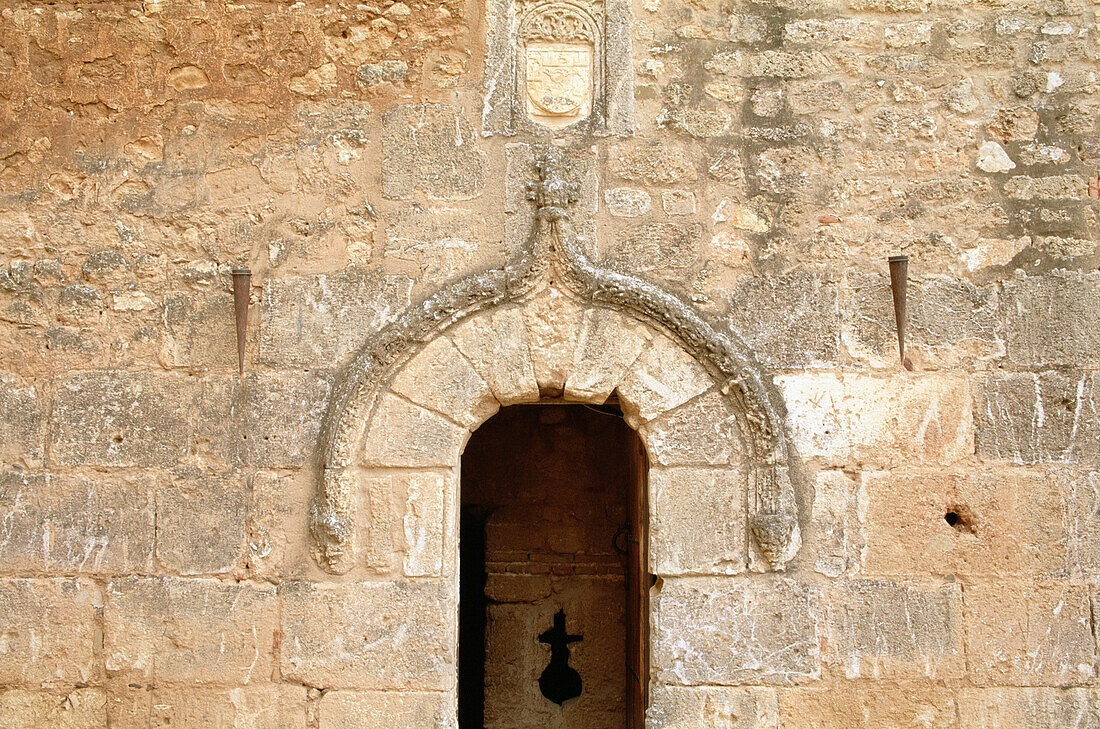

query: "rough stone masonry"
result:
(0, 0), (1098, 727)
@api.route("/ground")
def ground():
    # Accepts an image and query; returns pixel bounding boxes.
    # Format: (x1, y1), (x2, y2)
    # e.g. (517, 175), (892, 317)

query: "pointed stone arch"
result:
(309, 147), (803, 577)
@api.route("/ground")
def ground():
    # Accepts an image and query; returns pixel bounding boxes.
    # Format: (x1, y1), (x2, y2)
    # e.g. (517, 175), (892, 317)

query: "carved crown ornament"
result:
(309, 146), (803, 575)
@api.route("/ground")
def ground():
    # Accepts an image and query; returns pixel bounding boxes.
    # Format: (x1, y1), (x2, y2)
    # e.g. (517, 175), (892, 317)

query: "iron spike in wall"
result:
(887, 255), (913, 371)
(231, 268), (251, 376)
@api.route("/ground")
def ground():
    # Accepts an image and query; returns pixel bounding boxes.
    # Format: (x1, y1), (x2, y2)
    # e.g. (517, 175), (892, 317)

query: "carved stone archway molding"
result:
(309, 146), (803, 575)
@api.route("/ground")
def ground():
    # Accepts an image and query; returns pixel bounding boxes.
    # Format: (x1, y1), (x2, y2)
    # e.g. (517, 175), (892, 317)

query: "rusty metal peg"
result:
(231, 268), (252, 376)
(888, 255), (912, 371)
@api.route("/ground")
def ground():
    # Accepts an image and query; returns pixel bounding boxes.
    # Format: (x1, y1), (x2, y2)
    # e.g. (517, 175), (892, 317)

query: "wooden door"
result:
(625, 436), (649, 729)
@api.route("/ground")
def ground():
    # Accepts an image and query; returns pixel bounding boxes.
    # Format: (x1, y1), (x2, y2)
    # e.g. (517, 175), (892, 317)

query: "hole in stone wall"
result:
(944, 505), (976, 534)
(459, 401), (648, 728)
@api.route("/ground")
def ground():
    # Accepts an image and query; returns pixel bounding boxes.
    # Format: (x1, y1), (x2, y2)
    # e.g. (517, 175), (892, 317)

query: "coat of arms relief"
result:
(518, 1), (602, 129)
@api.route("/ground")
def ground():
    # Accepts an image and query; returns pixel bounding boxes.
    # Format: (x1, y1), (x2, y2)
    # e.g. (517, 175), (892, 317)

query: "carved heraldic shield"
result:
(520, 4), (598, 128)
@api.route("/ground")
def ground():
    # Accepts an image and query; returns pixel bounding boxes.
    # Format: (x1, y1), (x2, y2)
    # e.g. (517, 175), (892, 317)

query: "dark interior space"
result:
(458, 401), (648, 729)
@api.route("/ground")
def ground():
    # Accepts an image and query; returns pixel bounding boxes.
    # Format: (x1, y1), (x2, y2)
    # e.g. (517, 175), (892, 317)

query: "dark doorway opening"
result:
(459, 400), (649, 729)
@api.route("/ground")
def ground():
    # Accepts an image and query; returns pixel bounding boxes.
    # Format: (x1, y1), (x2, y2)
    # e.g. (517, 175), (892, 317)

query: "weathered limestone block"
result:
(604, 188), (652, 217)
(975, 370), (1099, 464)
(354, 470), (454, 578)
(964, 581), (1096, 686)
(0, 578), (99, 685)
(318, 690), (453, 728)
(162, 290), (237, 370)
(0, 372), (44, 465)
(449, 308), (538, 405)
(958, 687), (1100, 728)
(0, 471), (155, 575)
(647, 684), (778, 729)
(809, 470), (862, 578)
(643, 391), (744, 466)
(777, 685), (959, 728)
(246, 469), (313, 579)
(360, 394), (467, 467)
(860, 470), (1065, 578)
(725, 271), (839, 369)
(381, 103), (485, 200)
(653, 577), (819, 685)
(385, 206), (491, 281)
(777, 374), (973, 466)
(1062, 470), (1100, 578)
(353, 470), (398, 573)
(280, 580), (453, 690)
(198, 373), (332, 468)
(261, 270), (412, 368)
(104, 577), (277, 685)
(390, 337), (498, 429)
(842, 274), (1003, 367)
(523, 288), (585, 397)
(609, 143), (699, 186)
(0, 688), (107, 729)
(156, 472), (246, 575)
(50, 371), (195, 468)
(107, 684), (307, 729)
(651, 467), (747, 575)
(618, 334), (714, 425)
(564, 307), (652, 402)
(826, 580), (964, 680)
(1002, 271), (1100, 368)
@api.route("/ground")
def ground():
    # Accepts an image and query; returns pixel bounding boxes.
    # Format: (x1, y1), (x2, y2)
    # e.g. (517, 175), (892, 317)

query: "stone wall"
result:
(0, 0), (1097, 727)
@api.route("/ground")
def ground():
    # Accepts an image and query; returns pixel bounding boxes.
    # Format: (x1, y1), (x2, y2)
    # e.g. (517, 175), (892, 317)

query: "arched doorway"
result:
(458, 400), (648, 728)
(302, 149), (805, 726)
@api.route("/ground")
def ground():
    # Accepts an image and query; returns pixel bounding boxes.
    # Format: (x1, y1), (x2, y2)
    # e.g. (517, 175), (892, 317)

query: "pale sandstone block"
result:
(1002, 271), (1100, 369)
(244, 469), (312, 580)
(0, 471), (155, 575)
(196, 373), (333, 469)
(860, 470), (1065, 578)
(650, 466), (747, 575)
(104, 577), (277, 685)
(107, 683), (308, 729)
(523, 287), (585, 397)
(381, 103), (485, 201)
(0, 578), (99, 686)
(778, 686), (958, 728)
(777, 373), (973, 466)
(0, 688), (107, 729)
(50, 371), (195, 468)
(260, 270), (412, 369)
(1063, 469), (1100, 578)
(975, 370), (1099, 465)
(355, 470), (399, 573)
(809, 470), (862, 578)
(157, 472), (246, 575)
(564, 307), (651, 402)
(653, 577), (819, 685)
(390, 337), (498, 429)
(398, 471), (452, 577)
(319, 690), (454, 728)
(648, 684), (778, 729)
(280, 580), (453, 690)
(618, 334), (714, 425)
(825, 580), (964, 680)
(0, 372), (45, 466)
(964, 581), (1096, 686)
(360, 394), (467, 467)
(957, 687), (1100, 728)
(643, 391), (744, 466)
(449, 308), (538, 405)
